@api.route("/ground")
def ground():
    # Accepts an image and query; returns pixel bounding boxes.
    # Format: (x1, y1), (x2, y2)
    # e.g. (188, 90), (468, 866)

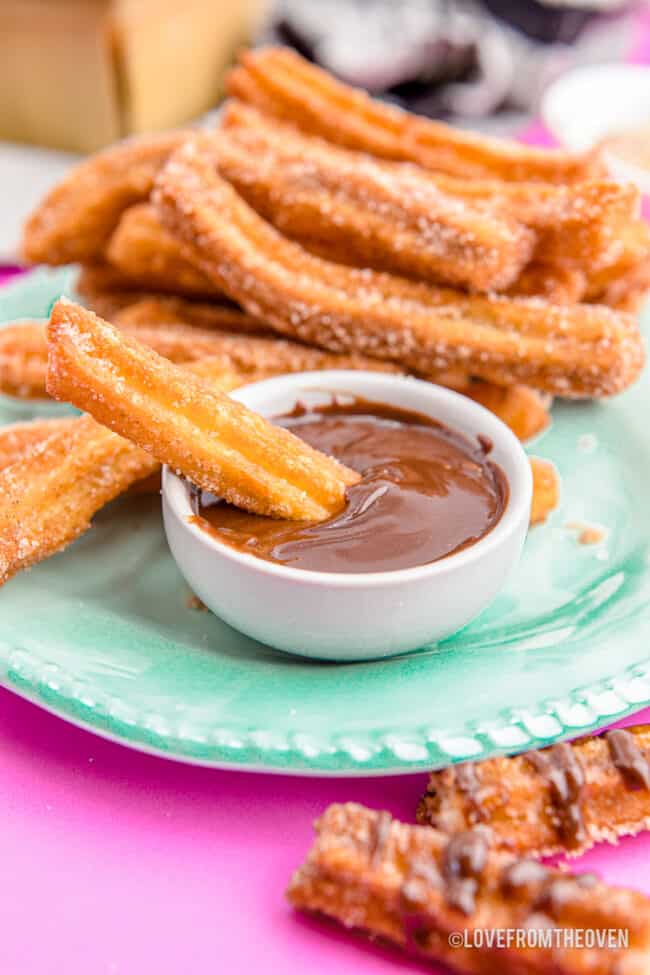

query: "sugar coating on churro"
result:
(227, 47), (601, 183)
(288, 803), (650, 975)
(0, 415), (158, 587)
(218, 103), (536, 293)
(47, 299), (359, 521)
(417, 726), (650, 859)
(221, 101), (639, 285)
(105, 203), (222, 298)
(22, 131), (190, 266)
(154, 135), (645, 398)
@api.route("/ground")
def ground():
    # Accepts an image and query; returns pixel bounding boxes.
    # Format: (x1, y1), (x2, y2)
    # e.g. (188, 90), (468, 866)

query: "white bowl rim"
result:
(163, 370), (533, 589)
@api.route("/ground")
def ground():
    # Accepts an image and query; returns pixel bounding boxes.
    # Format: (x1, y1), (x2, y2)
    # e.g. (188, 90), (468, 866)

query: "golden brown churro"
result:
(105, 203), (222, 298)
(155, 136), (644, 398)
(0, 355), (301, 586)
(22, 131), (190, 265)
(227, 48), (601, 183)
(288, 803), (650, 975)
(47, 299), (359, 520)
(0, 418), (74, 471)
(221, 101), (637, 278)
(529, 457), (560, 524)
(0, 320), (54, 398)
(0, 415), (158, 587)
(112, 295), (269, 334)
(216, 108), (535, 292)
(417, 726), (650, 858)
(465, 384), (550, 444)
(0, 317), (401, 401)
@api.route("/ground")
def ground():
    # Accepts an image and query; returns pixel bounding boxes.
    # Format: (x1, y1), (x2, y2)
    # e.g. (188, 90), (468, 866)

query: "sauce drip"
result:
(605, 728), (650, 790)
(526, 743), (585, 849)
(442, 829), (489, 915)
(193, 398), (507, 574)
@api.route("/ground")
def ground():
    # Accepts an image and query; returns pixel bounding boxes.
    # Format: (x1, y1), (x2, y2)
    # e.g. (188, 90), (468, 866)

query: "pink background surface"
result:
(4, 13), (650, 971)
(1, 690), (649, 975)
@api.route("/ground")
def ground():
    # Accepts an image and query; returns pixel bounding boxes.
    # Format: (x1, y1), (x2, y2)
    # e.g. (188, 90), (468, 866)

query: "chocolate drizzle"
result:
(605, 729), (650, 791)
(442, 829), (488, 915)
(368, 810), (393, 868)
(499, 859), (600, 921)
(399, 859), (443, 950)
(500, 859), (548, 899)
(527, 742), (585, 848)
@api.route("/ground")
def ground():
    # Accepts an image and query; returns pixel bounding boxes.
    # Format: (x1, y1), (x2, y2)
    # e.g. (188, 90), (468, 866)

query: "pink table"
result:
(1, 689), (649, 974)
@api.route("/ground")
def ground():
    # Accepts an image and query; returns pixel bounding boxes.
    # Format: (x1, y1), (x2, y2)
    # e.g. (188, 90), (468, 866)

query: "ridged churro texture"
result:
(47, 299), (359, 521)
(0, 358), (294, 586)
(0, 415), (158, 587)
(154, 136), (645, 398)
(417, 726), (650, 858)
(0, 316), (402, 401)
(227, 48), (602, 183)
(112, 295), (269, 334)
(0, 418), (74, 471)
(288, 803), (650, 975)
(217, 105), (536, 293)
(221, 101), (639, 283)
(105, 203), (222, 298)
(21, 131), (190, 266)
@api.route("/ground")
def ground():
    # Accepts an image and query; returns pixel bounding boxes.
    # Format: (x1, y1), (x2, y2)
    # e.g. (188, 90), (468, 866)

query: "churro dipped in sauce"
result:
(193, 398), (507, 574)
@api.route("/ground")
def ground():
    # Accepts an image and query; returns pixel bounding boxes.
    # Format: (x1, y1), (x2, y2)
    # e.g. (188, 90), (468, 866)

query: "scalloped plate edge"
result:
(2, 645), (649, 775)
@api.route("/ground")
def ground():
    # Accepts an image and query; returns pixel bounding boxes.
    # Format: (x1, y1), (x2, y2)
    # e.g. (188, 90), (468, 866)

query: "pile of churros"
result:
(1, 45), (647, 581)
(2, 45), (650, 972)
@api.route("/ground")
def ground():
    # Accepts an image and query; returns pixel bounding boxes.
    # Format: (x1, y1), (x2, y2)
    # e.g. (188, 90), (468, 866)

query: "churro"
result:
(529, 457), (560, 524)
(22, 131), (190, 266)
(417, 726), (650, 858)
(0, 418), (74, 471)
(222, 101), (636, 276)
(508, 264), (587, 305)
(227, 48), (601, 183)
(0, 415), (158, 587)
(0, 317), (401, 401)
(112, 294), (269, 334)
(465, 384), (550, 444)
(215, 111), (535, 292)
(47, 299), (359, 520)
(105, 203), (222, 298)
(0, 320), (56, 399)
(0, 354), (298, 585)
(155, 136), (644, 398)
(288, 803), (650, 975)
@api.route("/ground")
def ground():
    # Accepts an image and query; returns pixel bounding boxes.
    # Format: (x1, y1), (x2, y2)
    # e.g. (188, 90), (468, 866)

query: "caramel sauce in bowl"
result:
(162, 371), (532, 661)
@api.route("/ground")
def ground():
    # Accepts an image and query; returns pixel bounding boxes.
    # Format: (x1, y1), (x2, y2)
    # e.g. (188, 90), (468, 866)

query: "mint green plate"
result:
(1, 267), (650, 774)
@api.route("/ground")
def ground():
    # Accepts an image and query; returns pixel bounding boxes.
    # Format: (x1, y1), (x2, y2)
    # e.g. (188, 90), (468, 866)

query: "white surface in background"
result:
(542, 62), (650, 192)
(0, 142), (78, 261)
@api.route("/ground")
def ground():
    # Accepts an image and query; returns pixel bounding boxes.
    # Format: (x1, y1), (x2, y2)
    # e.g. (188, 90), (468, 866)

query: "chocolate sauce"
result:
(526, 743), (585, 848)
(194, 398), (507, 574)
(442, 829), (489, 915)
(605, 729), (650, 791)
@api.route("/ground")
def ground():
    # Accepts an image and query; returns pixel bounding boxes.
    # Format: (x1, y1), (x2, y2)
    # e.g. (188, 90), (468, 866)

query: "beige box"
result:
(0, 0), (265, 152)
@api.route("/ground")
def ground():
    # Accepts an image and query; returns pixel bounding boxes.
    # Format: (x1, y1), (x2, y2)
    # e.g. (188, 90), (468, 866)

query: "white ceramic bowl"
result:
(542, 63), (650, 194)
(162, 371), (532, 661)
